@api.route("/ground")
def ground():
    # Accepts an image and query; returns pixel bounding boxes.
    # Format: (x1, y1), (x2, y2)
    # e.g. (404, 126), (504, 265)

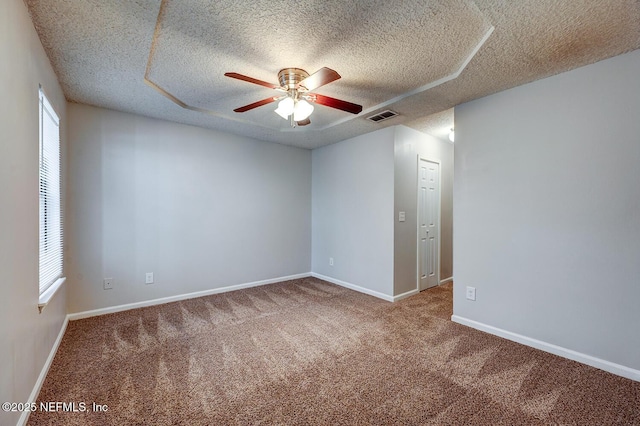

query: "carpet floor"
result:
(29, 278), (639, 425)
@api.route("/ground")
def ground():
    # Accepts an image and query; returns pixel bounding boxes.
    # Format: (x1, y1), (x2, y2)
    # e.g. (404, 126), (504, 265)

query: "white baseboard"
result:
(68, 273), (312, 321)
(440, 276), (453, 285)
(451, 315), (640, 382)
(310, 272), (394, 302)
(392, 289), (419, 302)
(18, 316), (69, 426)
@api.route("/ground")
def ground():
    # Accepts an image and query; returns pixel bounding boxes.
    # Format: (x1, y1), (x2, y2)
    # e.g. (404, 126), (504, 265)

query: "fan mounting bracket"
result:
(278, 68), (310, 91)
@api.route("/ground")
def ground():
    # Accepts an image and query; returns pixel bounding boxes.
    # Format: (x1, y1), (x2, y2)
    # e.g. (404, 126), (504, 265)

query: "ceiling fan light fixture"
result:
(293, 99), (314, 121)
(226, 67), (362, 128)
(275, 97), (295, 119)
(274, 107), (289, 119)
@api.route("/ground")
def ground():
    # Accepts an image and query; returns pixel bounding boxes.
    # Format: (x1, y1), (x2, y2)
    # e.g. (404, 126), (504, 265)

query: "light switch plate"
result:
(399, 211), (406, 222)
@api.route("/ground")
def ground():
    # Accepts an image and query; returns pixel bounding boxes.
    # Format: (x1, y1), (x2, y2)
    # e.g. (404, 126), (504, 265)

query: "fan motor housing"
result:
(278, 68), (309, 90)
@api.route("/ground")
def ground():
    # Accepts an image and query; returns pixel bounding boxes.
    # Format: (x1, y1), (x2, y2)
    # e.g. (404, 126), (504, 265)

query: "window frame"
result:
(38, 87), (65, 311)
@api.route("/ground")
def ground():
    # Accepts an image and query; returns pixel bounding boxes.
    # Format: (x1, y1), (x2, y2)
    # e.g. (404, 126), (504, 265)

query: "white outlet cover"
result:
(145, 272), (154, 284)
(399, 211), (406, 222)
(103, 278), (113, 290)
(466, 286), (476, 301)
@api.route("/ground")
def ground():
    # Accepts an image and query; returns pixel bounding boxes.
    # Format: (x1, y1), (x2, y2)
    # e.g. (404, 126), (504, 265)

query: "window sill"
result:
(38, 277), (66, 313)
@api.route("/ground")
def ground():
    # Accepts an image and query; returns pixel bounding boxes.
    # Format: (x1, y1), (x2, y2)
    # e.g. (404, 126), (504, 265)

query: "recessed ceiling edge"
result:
(143, 0), (494, 134)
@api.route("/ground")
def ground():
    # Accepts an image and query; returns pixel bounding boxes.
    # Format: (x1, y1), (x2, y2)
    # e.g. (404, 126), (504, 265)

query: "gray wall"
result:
(454, 49), (640, 371)
(66, 104), (311, 313)
(393, 126), (454, 295)
(0, 1), (68, 424)
(311, 128), (395, 296)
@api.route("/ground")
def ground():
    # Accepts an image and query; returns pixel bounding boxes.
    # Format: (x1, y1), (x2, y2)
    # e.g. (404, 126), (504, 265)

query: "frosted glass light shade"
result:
(293, 99), (314, 121)
(449, 129), (455, 142)
(275, 97), (295, 119)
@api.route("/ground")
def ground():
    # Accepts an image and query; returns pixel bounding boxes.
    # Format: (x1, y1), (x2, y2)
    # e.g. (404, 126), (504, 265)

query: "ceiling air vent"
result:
(366, 110), (399, 123)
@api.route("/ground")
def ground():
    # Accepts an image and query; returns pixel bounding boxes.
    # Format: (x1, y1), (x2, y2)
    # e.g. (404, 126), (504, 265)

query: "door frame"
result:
(416, 156), (442, 291)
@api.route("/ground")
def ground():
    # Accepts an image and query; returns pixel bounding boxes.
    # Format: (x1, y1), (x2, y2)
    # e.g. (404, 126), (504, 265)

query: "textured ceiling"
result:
(406, 108), (455, 143)
(26, 0), (640, 149)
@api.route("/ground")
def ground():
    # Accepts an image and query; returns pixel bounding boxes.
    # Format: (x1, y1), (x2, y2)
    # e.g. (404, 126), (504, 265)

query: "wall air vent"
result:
(366, 110), (399, 123)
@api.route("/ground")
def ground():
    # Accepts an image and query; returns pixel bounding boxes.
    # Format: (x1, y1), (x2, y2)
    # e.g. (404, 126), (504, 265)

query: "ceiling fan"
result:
(224, 67), (363, 127)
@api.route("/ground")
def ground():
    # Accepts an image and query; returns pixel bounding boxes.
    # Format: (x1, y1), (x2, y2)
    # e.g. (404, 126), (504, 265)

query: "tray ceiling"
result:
(26, 0), (640, 148)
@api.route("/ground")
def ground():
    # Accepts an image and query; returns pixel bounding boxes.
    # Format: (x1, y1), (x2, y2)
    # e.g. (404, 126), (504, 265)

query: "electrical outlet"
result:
(103, 278), (113, 290)
(145, 272), (154, 284)
(329, 257), (334, 266)
(466, 286), (476, 301)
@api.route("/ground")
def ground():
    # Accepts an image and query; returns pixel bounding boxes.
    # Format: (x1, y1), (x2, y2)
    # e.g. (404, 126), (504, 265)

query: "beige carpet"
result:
(29, 278), (639, 425)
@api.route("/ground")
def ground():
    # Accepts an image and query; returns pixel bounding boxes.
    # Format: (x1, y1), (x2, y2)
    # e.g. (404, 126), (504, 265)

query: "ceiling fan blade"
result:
(296, 118), (311, 126)
(299, 67), (341, 91)
(224, 72), (280, 90)
(312, 94), (363, 114)
(233, 97), (277, 113)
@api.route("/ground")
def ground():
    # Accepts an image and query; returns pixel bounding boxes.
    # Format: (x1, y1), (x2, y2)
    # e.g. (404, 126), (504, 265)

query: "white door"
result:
(418, 159), (440, 290)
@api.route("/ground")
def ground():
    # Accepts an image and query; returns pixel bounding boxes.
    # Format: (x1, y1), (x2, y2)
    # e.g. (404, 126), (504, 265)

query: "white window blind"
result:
(39, 88), (63, 295)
